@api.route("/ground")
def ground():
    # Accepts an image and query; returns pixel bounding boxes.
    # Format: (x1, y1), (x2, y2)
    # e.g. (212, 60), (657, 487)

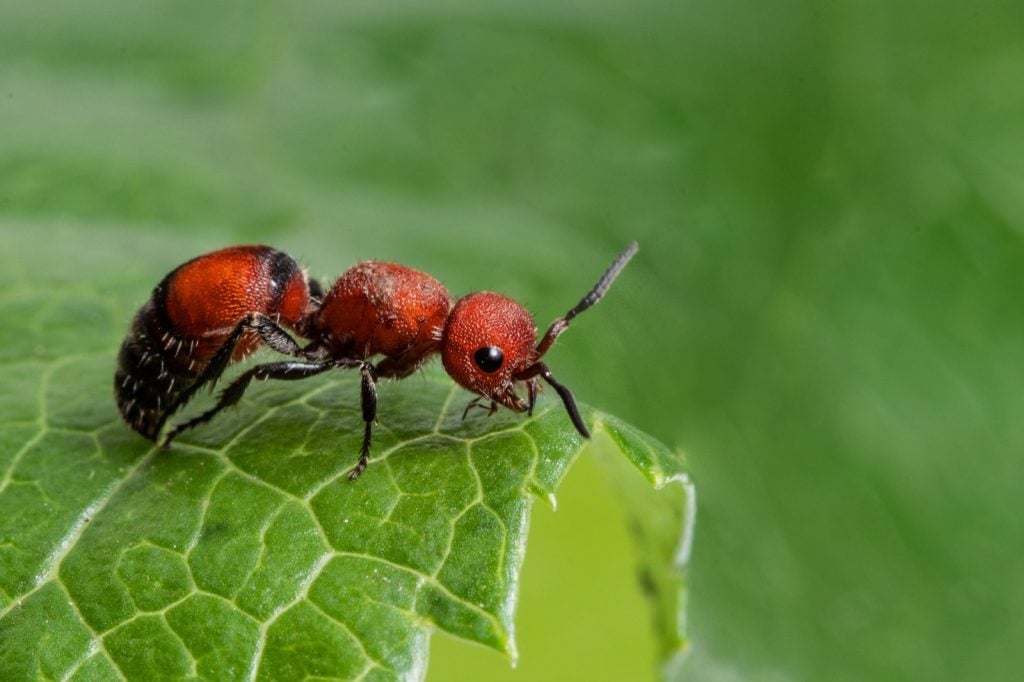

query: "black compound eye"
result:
(473, 346), (504, 373)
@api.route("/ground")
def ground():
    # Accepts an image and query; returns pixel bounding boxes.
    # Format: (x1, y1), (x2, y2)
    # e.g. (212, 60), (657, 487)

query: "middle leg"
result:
(347, 362), (378, 481)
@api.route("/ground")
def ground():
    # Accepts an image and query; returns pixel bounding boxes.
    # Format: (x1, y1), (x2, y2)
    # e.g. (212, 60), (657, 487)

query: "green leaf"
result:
(0, 228), (691, 681)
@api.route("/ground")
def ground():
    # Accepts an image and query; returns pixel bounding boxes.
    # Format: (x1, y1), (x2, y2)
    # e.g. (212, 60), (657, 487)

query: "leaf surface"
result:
(0, 229), (691, 681)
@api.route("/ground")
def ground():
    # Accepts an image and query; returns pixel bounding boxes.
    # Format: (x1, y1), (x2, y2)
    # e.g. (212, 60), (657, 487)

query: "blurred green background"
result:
(2, 1), (1022, 680)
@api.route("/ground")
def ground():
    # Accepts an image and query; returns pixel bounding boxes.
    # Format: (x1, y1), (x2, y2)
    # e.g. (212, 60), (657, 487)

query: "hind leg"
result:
(163, 359), (335, 445)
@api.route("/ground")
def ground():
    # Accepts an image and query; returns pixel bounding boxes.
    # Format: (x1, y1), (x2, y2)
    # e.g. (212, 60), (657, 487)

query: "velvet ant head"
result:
(443, 241), (639, 437)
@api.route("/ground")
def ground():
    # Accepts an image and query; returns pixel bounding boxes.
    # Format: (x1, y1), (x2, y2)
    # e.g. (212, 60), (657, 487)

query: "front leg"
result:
(526, 378), (539, 417)
(462, 396), (499, 420)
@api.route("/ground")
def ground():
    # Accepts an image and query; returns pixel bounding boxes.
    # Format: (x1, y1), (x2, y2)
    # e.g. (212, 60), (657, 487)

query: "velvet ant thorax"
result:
(311, 261), (451, 368)
(441, 292), (538, 412)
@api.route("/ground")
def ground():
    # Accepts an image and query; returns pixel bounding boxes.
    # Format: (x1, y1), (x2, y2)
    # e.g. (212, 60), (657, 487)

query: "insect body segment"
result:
(116, 242), (638, 480)
(303, 261), (453, 479)
(310, 261), (451, 378)
(442, 293), (538, 413)
(114, 245), (315, 440)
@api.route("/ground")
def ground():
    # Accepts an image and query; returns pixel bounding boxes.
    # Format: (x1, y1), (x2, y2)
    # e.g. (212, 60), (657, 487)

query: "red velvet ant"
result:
(116, 242), (638, 479)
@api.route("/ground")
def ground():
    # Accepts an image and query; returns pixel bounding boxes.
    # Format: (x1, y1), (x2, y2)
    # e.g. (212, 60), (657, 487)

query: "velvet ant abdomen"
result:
(114, 245), (313, 440)
(310, 261), (451, 378)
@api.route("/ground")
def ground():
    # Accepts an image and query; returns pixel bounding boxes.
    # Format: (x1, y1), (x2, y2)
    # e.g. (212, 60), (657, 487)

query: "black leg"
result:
(526, 378), (538, 417)
(248, 313), (309, 357)
(462, 396), (484, 420)
(462, 396), (499, 421)
(164, 312), (309, 423)
(163, 360), (335, 445)
(347, 362), (378, 481)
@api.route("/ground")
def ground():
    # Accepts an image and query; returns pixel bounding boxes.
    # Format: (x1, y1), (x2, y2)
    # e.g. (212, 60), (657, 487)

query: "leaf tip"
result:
(589, 411), (688, 488)
(526, 480), (558, 511)
(505, 637), (520, 668)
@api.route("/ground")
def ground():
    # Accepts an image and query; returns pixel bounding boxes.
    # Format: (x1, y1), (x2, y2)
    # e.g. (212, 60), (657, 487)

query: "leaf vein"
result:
(0, 447), (160, 620)
(53, 580), (127, 682)
(247, 551), (333, 682)
(231, 499), (289, 601)
(332, 550), (503, 638)
(305, 598), (385, 676)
